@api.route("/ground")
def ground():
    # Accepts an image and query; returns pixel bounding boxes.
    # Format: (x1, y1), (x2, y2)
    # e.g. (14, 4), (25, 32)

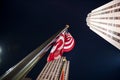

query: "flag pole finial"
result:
(66, 24), (69, 28)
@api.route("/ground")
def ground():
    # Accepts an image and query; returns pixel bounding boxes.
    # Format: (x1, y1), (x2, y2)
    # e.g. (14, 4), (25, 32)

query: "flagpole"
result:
(0, 25), (69, 80)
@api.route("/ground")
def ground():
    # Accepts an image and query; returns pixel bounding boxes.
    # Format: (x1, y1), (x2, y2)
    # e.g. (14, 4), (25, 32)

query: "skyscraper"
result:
(86, 0), (120, 50)
(36, 57), (70, 80)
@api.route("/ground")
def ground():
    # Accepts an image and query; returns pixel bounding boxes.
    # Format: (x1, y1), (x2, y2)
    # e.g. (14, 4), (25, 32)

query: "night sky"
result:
(0, 0), (120, 80)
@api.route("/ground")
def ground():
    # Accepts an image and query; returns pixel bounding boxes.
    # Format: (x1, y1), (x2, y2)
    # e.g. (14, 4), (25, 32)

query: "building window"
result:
(117, 2), (120, 6)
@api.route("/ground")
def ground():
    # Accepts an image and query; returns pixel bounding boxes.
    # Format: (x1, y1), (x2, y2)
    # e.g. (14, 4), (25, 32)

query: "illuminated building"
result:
(36, 57), (70, 80)
(86, 0), (120, 50)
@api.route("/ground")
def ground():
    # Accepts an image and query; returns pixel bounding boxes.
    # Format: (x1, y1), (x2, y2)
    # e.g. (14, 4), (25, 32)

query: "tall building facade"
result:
(86, 0), (120, 50)
(36, 57), (70, 80)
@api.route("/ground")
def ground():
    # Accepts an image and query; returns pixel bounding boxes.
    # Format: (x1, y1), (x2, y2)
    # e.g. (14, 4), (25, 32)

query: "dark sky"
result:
(0, 0), (120, 80)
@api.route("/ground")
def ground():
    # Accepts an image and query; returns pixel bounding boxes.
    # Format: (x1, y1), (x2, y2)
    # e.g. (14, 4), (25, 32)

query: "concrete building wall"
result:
(36, 57), (70, 80)
(86, 0), (120, 50)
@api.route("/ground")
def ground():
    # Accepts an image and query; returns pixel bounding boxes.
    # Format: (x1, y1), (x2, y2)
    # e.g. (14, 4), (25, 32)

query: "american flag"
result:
(47, 31), (75, 62)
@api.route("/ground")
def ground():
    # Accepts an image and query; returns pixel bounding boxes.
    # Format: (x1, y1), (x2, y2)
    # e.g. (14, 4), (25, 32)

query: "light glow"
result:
(0, 46), (2, 54)
(0, 46), (2, 63)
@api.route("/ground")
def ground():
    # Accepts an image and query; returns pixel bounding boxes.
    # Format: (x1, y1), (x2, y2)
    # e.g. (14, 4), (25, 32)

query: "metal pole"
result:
(0, 25), (69, 80)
